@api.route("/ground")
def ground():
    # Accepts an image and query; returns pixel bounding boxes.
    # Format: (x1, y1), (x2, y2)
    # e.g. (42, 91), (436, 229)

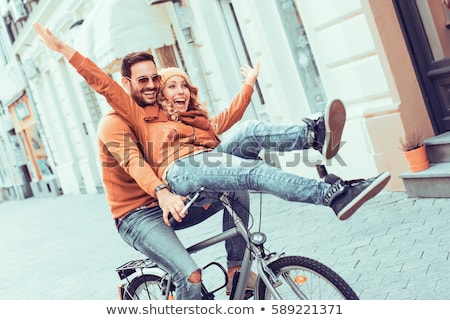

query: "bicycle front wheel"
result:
(123, 274), (171, 300)
(255, 256), (359, 300)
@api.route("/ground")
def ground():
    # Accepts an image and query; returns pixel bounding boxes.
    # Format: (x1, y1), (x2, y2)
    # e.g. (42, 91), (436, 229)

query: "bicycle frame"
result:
(117, 191), (283, 300)
(184, 192), (252, 300)
(172, 192), (281, 300)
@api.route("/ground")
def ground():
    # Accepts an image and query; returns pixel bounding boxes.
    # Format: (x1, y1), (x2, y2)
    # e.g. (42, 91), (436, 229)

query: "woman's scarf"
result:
(144, 107), (220, 147)
(178, 110), (220, 146)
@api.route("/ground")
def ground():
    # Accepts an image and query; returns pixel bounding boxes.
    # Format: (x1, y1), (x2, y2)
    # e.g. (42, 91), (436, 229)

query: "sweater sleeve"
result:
(211, 84), (254, 135)
(69, 51), (141, 128)
(97, 113), (164, 198)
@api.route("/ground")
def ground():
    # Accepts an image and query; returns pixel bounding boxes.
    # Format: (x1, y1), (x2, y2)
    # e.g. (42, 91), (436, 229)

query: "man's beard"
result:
(131, 88), (156, 107)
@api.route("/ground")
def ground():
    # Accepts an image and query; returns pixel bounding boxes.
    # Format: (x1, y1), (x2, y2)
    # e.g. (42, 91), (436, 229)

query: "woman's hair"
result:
(157, 68), (209, 121)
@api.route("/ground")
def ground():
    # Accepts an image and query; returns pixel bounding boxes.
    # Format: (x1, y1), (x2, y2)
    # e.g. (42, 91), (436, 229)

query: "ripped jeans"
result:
(117, 190), (250, 300)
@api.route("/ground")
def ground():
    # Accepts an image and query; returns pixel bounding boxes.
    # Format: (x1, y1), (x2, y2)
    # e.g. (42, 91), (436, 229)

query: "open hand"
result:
(240, 61), (260, 87)
(33, 23), (63, 51)
(33, 23), (75, 59)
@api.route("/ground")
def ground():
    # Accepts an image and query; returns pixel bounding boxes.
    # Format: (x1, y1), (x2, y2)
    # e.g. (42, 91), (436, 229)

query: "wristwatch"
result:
(155, 184), (167, 193)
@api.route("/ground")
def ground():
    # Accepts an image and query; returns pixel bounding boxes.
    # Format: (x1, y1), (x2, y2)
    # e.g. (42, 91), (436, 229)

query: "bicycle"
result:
(115, 167), (360, 300)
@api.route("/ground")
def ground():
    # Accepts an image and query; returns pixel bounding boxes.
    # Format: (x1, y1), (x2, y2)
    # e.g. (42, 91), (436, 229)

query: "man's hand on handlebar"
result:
(156, 189), (186, 226)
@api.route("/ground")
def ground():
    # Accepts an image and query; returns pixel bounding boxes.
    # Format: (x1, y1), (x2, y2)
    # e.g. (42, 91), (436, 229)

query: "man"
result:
(97, 107), (252, 298)
(34, 23), (254, 299)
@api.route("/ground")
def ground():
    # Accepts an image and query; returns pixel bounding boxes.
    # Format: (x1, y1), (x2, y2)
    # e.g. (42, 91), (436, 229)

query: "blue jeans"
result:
(117, 190), (250, 300)
(166, 120), (329, 205)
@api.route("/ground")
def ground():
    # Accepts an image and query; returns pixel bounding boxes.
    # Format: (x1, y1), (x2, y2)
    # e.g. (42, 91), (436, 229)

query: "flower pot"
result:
(403, 145), (429, 172)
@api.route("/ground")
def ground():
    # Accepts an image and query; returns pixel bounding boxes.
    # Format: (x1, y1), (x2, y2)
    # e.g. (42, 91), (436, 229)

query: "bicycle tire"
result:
(123, 274), (171, 300)
(255, 256), (359, 300)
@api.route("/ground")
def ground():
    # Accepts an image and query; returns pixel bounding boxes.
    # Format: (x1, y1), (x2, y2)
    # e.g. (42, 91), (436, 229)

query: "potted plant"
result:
(399, 132), (429, 172)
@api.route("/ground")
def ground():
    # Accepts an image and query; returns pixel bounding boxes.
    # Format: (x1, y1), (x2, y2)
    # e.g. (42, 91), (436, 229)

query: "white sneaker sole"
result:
(323, 99), (346, 159)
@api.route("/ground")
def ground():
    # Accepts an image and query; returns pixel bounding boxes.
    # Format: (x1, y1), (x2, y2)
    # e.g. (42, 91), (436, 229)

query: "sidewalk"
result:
(249, 191), (450, 300)
(0, 191), (449, 299)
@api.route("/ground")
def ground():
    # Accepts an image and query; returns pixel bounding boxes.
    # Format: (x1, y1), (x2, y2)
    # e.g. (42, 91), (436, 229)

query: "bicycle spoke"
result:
(281, 271), (309, 300)
(257, 256), (358, 300)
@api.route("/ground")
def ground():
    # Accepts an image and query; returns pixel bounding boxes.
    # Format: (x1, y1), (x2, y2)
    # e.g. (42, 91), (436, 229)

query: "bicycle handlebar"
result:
(169, 187), (205, 226)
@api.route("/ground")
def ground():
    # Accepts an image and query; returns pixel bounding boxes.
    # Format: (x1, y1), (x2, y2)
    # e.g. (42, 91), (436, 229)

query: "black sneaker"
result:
(323, 172), (391, 220)
(303, 99), (346, 159)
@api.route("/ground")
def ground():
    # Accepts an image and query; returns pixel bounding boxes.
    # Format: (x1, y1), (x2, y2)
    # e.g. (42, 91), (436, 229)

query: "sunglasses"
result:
(126, 74), (161, 86)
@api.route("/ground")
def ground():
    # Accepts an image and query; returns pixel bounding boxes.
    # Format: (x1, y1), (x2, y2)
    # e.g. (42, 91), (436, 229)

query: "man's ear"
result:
(121, 77), (130, 92)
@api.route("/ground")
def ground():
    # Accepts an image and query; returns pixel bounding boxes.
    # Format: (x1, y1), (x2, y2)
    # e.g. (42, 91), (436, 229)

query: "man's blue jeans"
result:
(117, 190), (250, 300)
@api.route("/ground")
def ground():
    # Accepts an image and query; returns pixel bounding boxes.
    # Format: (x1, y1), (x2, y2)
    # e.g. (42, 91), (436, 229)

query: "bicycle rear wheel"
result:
(255, 256), (359, 300)
(123, 274), (170, 300)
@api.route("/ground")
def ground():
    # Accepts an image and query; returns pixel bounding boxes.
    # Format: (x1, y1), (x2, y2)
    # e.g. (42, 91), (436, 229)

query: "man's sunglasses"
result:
(126, 74), (161, 86)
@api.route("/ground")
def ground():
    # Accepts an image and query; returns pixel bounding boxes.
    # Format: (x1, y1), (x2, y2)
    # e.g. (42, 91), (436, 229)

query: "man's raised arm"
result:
(34, 23), (75, 60)
(34, 22), (140, 126)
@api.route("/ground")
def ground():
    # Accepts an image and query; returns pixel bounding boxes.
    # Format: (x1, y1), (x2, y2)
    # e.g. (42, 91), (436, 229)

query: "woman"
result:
(153, 67), (390, 223)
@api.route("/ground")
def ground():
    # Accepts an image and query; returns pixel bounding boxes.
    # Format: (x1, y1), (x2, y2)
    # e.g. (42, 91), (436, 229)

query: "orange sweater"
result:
(97, 111), (159, 218)
(70, 52), (253, 216)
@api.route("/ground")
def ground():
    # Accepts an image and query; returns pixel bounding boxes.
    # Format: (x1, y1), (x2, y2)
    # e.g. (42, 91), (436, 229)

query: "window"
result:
(155, 45), (179, 68)
(14, 101), (30, 120)
(3, 0), (40, 44)
(0, 36), (9, 65)
(79, 81), (102, 130)
(275, 0), (327, 113)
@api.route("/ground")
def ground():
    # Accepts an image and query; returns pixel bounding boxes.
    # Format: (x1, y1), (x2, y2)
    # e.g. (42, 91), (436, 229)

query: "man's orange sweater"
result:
(70, 52), (253, 218)
(97, 111), (159, 218)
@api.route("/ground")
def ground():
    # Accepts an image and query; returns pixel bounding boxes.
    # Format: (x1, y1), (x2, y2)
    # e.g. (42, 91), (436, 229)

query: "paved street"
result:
(0, 190), (450, 300)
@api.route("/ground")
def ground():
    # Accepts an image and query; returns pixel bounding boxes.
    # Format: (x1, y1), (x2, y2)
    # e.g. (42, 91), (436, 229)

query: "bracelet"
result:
(155, 184), (167, 193)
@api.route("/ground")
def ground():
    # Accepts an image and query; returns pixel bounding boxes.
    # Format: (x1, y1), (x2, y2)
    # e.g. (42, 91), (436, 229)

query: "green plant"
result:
(399, 132), (424, 152)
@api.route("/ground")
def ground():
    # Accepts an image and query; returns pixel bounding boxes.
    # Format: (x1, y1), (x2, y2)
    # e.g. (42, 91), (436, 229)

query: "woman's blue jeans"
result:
(166, 120), (329, 205)
(117, 190), (250, 300)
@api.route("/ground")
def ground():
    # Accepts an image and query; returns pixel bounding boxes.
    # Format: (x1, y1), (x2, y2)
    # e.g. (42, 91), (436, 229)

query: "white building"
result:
(1, 0), (439, 198)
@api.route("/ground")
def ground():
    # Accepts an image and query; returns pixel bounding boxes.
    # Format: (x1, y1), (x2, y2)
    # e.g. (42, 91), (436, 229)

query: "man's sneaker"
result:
(323, 172), (391, 220)
(303, 99), (346, 159)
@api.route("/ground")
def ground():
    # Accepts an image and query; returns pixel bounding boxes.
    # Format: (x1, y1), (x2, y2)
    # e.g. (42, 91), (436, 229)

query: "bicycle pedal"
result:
(244, 290), (254, 300)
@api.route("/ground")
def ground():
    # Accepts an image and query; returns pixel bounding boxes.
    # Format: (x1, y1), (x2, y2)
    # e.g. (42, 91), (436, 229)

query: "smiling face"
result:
(162, 75), (191, 113)
(125, 60), (160, 107)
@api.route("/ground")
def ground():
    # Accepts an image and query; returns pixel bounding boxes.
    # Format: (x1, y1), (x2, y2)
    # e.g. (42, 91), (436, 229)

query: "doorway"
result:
(393, 0), (450, 134)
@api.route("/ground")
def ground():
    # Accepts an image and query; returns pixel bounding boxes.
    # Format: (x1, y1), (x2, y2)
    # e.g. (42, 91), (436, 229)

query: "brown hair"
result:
(120, 52), (156, 78)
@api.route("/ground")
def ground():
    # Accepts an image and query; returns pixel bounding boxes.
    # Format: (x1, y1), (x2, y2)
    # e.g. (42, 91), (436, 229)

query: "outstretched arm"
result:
(212, 62), (260, 134)
(34, 23), (75, 60)
(34, 22), (141, 128)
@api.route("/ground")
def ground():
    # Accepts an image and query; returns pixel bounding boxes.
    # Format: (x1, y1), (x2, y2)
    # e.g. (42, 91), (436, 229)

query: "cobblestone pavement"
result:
(0, 191), (449, 300)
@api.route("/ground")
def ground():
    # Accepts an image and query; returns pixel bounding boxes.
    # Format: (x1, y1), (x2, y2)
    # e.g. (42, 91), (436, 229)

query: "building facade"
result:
(0, 0), (447, 200)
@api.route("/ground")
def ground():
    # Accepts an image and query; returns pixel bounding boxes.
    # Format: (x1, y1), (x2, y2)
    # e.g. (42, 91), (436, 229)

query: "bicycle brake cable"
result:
(258, 192), (263, 232)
